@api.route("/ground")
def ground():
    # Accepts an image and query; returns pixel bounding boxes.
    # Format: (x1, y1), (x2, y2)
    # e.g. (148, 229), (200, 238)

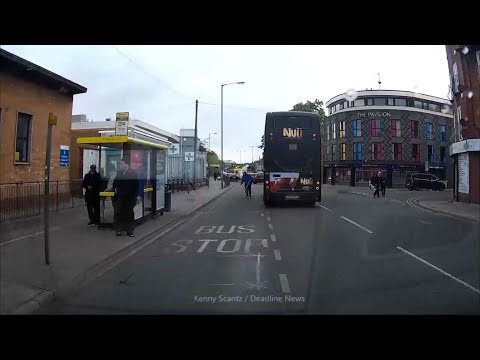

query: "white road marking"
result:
(340, 216), (373, 234)
(279, 274), (291, 293)
(221, 254), (267, 258)
(317, 204), (332, 212)
(268, 223), (274, 231)
(171, 240), (193, 252)
(274, 249), (282, 261)
(267, 216), (272, 222)
(270, 234), (277, 242)
(418, 220), (432, 225)
(217, 239), (242, 253)
(245, 253), (269, 290)
(1, 227), (62, 246)
(390, 199), (405, 205)
(196, 239), (218, 253)
(397, 246), (480, 295)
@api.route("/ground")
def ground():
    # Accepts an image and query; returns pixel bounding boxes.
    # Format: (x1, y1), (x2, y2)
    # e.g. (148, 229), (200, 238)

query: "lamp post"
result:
(221, 81), (245, 189)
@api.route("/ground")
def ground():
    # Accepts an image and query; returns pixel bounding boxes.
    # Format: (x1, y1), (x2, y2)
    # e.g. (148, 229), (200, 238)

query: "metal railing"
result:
(0, 180), (84, 222)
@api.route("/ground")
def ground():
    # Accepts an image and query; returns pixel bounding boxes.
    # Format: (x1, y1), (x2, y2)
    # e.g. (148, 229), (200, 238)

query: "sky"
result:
(3, 45), (451, 163)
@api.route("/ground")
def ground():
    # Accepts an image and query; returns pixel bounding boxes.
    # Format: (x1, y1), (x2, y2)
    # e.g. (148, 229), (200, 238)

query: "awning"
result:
(77, 136), (169, 150)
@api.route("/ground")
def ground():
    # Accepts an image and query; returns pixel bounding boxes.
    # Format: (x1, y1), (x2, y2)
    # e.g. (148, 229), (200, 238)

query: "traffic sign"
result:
(169, 144), (180, 156)
(60, 145), (69, 166)
(115, 112), (129, 136)
(185, 151), (194, 162)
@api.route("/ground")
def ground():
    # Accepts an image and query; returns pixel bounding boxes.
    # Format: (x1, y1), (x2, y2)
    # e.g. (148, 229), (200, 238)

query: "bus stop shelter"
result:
(77, 131), (170, 229)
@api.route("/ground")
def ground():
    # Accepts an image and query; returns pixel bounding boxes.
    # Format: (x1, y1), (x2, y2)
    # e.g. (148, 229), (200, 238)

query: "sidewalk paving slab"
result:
(416, 200), (480, 222)
(0, 181), (230, 314)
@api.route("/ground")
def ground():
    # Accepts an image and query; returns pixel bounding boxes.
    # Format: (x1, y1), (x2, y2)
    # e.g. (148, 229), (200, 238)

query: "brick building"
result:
(0, 49), (87, 184)
(445, 45), (480, 204)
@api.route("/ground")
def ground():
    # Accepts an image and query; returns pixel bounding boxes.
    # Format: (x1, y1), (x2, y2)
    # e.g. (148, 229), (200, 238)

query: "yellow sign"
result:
(300, 178), (313, 185)
(116, 112), (129, 120)
(283, 128), (302, 138)
(48, 112), (58, 125)
(15, 152), (20, 161)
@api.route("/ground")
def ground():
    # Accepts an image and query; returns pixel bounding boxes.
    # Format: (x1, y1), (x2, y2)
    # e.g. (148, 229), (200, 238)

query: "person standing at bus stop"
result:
(241, 171), (255, 197)
(82, 164), (102, 226)
(112, 159), (140, 237)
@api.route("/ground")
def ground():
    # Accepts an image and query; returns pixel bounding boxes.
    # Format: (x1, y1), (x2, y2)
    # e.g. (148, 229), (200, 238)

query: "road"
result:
(38, 183), (480, 314)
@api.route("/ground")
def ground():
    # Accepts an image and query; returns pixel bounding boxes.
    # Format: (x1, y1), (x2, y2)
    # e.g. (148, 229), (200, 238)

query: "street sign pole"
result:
(44, 113), (57, 265)
(193, 100), (198, 190)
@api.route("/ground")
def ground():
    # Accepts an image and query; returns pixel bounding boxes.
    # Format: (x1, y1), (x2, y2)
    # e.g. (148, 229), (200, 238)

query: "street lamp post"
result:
(221, 82), (245, 189)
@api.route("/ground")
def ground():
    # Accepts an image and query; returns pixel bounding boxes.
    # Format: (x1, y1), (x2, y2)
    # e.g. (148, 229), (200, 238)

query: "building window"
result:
(393, 143), (402, 161)
(326, 123), (330, 140)
(354, 99), (365, 107)
(412, 144), (420, 162)
(440, 146), (446, 164)
(395, 98), (407, 106)
(410, 120), (419, 138)
(391, 119), (401, 137)
(331, 144), (335, 160)
(341, 143), (346, 160)
(353, 142), (362, 160)
(439, 125), (446, 141)
(428, 103), (440, 112)
(328, 107), (332, 116)
(15, 112), (32, 163)
(353, 119), (362, 137)
(372, 142), (382, 160)
(332, 122), (336, 139)
(365, 98), (374, 106)
(370, 119), (381, 137)
(323, 146), (327, 161)
(477, 50), (480, 78)
(414, 100), (423, 109)
(456, 105), (462, 141)
(425, 122), (433, 140)
(339, 102), (345, 110)
(339, 121), (346, 138)
(374, 98), (385, 106)
(387, 98), (394, 106)
(427, 145), (434, 162)
(452, 62), (459, 93)
(406, 98), (414, 107)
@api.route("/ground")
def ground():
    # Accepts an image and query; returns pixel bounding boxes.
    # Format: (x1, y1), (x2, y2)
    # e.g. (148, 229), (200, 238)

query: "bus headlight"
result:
(316, 186), (319, 190)
(266, 186), (270, 190)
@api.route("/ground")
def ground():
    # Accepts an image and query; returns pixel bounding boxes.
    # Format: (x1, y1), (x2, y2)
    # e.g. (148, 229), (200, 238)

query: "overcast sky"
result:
(4, 45), (450, 163)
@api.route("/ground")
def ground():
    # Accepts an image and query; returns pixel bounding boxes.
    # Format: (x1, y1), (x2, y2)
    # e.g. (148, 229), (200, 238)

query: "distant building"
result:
(0, 49), (87, 183)
(324, 89), (454, 187)
(445, 45), (480, 204)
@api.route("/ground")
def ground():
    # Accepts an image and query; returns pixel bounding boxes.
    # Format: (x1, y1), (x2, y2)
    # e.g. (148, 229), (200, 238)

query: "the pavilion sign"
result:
(357, 112), (391, 118)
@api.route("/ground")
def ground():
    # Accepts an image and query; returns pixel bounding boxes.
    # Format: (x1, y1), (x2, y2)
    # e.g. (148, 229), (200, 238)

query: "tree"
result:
(291, 99), (326, 123)
(258, 135), (264, 149)
(207, 150), (219, 166)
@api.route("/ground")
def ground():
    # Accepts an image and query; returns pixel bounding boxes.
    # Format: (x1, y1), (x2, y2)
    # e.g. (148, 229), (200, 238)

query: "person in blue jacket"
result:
(241, 172), (255, 197)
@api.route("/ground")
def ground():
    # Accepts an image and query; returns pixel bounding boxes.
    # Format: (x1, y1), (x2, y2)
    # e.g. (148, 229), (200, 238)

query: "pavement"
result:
(33, 182), (480, 315)
(0, 180), (230, 314)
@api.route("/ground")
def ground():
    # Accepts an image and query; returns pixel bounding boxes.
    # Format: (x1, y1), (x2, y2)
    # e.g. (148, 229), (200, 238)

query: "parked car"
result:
(406, 173), (447, 191)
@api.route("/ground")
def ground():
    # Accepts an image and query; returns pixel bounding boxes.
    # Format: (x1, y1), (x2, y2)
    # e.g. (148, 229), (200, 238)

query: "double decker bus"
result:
(263, 111), (321, 207)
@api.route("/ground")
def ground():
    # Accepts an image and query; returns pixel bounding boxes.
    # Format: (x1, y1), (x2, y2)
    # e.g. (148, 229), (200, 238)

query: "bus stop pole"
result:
(44, 113), (56, 265)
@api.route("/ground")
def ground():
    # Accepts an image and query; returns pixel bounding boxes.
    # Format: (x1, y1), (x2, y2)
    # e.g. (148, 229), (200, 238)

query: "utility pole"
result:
(193, 100), (198, 190)
(44, 113), (57, 265)
(249, 145), (255, 164)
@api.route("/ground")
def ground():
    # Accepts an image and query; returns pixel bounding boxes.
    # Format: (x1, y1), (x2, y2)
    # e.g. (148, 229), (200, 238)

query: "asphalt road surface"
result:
(38, 184), (480, 314)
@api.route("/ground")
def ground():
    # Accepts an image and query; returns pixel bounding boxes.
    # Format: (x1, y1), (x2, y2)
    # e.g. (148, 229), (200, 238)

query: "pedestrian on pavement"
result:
(82, 164), (102, 226)
(241, 171), (255, 197)
(370, 171), (381, 198)
(379, 172), (387, 197)
(112, 159), (140, 237)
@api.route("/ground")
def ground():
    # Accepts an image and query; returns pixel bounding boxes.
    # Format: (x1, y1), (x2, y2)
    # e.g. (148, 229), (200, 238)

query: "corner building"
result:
(323, 89), (454, 188)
